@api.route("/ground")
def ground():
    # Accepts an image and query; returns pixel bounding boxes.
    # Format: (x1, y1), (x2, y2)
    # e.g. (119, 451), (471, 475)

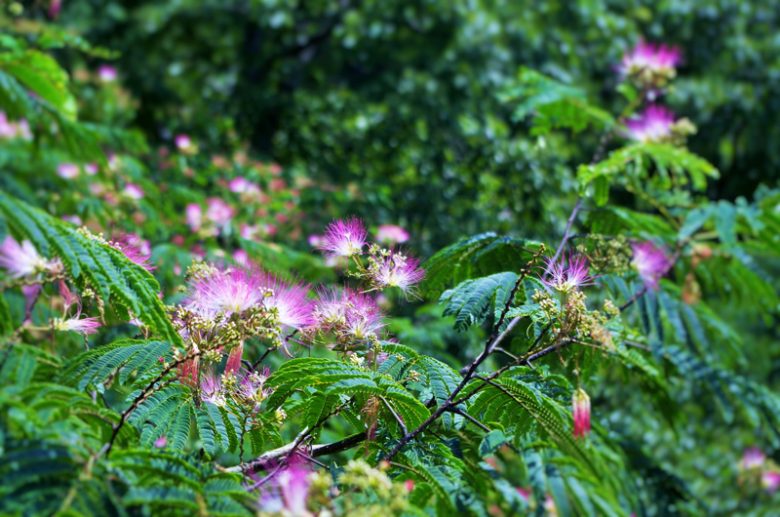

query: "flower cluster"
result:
(625, 105), (696, 144)
(311, 288), (384, 351)
(738, 448), (780, 494)
(0, 112), (32, 141)
(619, 41), (681, 88)
(631, 240), (672, 289)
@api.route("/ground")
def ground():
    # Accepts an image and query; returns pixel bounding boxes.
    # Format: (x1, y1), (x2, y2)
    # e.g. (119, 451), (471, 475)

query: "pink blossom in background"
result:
(175, 134), (192, 151)
(317, 218), (367, 257)
(61, 215), (83, 226)
(240, 224), (258, 240)
(228, 176), (260, 194)
(632, 241), (672, 289)
(206, 197), (235, 227)
(84, 163), (98, 176)
(270, 178), (286, 191)
(572, 388), (591, 438)
(376, 224), (410, 245)
(541, 254), (594, 293)
(619, 41), (681, 77)
(763, 471), (780, 493)
(233, 249), (249, 265)
(48, 0), (62, 19)
(740, 448), (766, 470)
(307, 234), (324, 248)
(0, 113), (30, 140)
(269, 163), (282, 175)
(185, 203), (202, 231)
(97, 65), (117, 83)
(123, 183), (145, 200)
(154, 436), (167, 448)
(200, 370), (225, 406)
(625, 105), (676, 143)
(171, 235), (185, 246)
(57, 163), (80, 180)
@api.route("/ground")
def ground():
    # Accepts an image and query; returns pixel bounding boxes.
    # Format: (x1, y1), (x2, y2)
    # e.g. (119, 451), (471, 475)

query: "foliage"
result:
(0, 3), (779, 517)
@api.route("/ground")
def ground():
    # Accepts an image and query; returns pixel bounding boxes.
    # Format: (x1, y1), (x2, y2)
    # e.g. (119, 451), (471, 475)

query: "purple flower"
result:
(257, 455), (311, 515)
(57, 163), (80, 180)
(154, 435), (168, 448)
(763, 471), (780, 494)
(185, 203), (202, 231)
(123, 183), (145, 200)
(111, 233), (155, 271)
(619, 41), (681, 78)
(318, 218), (367, 257)
(206, 197), (235, 227)
(0, 237), (59, 278)
(368, 252), (425, 294)
(625, 105), (676, 143)
(185, 268), (266, 318)
(259, 274), (314, 331)
(97, 65), (118, 83)
(175, 134), (192, 151)
(313, 288), (384, 341)
(200, 370), (225, 406)
(541, 254), (593, 293)
(376, 224), (410, 245)
(740, 448), (766, 470)
(632, 241), (672, 289)
(228, 176), (260, 194)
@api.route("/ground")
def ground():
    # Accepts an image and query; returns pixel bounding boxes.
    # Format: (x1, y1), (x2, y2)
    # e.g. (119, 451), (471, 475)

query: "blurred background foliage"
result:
(42, 0), (780, 252)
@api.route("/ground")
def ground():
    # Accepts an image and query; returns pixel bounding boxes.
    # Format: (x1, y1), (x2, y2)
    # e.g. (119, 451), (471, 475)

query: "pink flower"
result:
(233, 249), (249, 265)
(185, 267), (265, 319)
(48, 0), (62, 19)
(740, 448), (766, 470)
(123, 183), (145, 200)
(0, 237), (59, 278)
(154, 435), (168, 448)
(625, 105), (676, 143)
(178, 357), (199, 387)
(572, 387), (591, 438)
(185, 203), (202, 231)
(541, 254), (594, 293)
(54, 316), (102, 335)
(200, 370), (225, 406)
(307, 234), (324, 248)
(367, 252), (425, 294)
(175, 134), (192, 152)
(376, 224), (410, 245)
(228, 177), (260, 194)
(258, 455), (311, 515)
(317, 218), (367, 257)
(0, 113), (32, 140)
(240, 224), (258, 239)
(632, 241), (672, 289)
(206, 197), (235, 227)
(763, 471), (780, 493)
(314, 289), (384, 341)
(259, 275), (314, 330)
(111, 233), (155, 271)
(62, 215), (82, 226)
(57, 163), (80, 180)
(97, 65), (117, 83)
(619, 41), (681, 78)
(84, 163), (98, 176)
